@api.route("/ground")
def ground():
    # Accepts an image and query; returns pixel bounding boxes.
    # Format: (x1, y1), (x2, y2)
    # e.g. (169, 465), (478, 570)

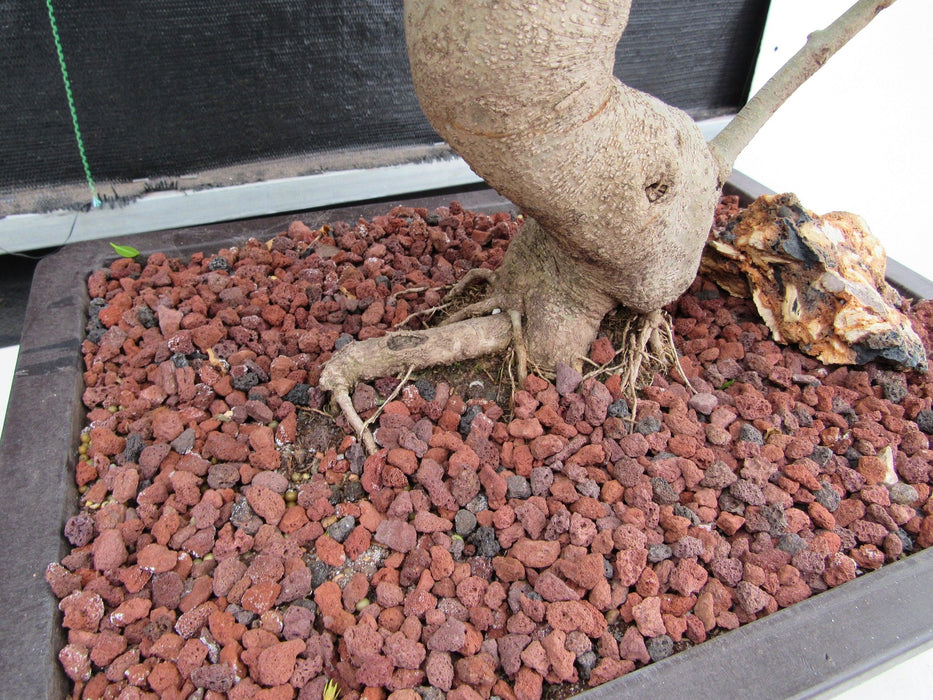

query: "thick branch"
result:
(710, 0), (898, 175)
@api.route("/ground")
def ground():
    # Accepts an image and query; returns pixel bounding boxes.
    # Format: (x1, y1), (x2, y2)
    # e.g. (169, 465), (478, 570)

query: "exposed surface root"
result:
(394, 302), (453, 329)
(320, 314), (514, 453)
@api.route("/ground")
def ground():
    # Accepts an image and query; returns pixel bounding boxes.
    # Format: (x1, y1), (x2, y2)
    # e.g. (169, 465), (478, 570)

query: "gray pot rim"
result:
(1, 174), (930, 699)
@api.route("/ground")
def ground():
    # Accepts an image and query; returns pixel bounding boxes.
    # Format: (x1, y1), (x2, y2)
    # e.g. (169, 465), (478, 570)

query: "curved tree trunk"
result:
(322, 0), (900, 448)
(405, 0), (722, 369)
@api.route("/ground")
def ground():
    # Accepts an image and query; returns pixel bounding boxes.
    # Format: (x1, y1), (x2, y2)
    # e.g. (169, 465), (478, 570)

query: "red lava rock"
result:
(542, 630), (577, 682)
(509, 538), (561, 568)
(245, 485), (286, 525)
(59, 591), (104, 631)
(735, 581), (771, 614)
(632, 596), (666, 638)
(428, 617), (467, 652)
(455, 652), (497, 688)
(203, 431), (249, 462)
(55, 201), (933, 699)
(855, 455), (888, 486)
(514, 665), (543, 700)
(917, 516), (933, 548)
(529, 435), (565, 460)
(109, 597), (151, 627)
(90, 629), (128, 667)
(375, 518), (418, 553)
(93, 528), (128, 571)
(404, 588), (437, 618)
(137, 543), (179, 573)
(89, 426), (125, 457)
(808, 501), (837, 530)
(668, 559), (709, 597)
(545, 600), (606, 637)
(520, 639), (549, 675)
(413, 510), (453, 533)
(58, 643), (92, 682)
(509, 418), (544, 440)
(613, 547), (648, 587)
(242, 582), (282, 615)
(589, 336), (616, 365)
(45, 563), (82, 599)
(385, 631), (427, 669)
(355, 654), (395, 687)
(823, 553), (858, 587)
(315, 534), (347, 566)
(256, 638), (305, 687)
(618, 625), (651, 664)
(534, 571), (580, 602)
(191, 663), (237, 692)
(166, 602), (210, 642)
(561, 552), (606, 591)
(344, 621), (385, 664)
(426, 650), (455, 691)
(588, 658), (635, 687)
(151, 408), (185, 442)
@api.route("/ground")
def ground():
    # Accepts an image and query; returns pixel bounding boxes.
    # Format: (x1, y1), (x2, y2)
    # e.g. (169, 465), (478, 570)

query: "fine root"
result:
(394, 302), (454, 329)
(508, 309), (528, 382)
(391, 284), (449, 301)
(443, 267), (495, 303)
(336, 365), (415, 454)
(442, 296), (509, 325)
(333, 391), (378, 455)
(612, 309), (695, 397)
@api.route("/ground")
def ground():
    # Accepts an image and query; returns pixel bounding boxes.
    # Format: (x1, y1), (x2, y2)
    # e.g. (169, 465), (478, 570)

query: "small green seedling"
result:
(109, 242), (140, 258)
(323, 678), (341, 700)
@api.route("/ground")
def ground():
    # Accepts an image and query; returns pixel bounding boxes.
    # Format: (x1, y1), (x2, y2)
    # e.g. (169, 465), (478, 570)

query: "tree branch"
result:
(710, 0), (898, 176)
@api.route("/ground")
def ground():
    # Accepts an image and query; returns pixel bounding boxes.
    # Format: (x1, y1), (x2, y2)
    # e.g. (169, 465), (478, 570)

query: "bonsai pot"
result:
(1, 175), (931, 699)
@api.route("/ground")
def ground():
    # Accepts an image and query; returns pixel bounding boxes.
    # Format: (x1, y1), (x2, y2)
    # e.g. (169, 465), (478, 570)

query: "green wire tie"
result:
(46, 0), (100, 208)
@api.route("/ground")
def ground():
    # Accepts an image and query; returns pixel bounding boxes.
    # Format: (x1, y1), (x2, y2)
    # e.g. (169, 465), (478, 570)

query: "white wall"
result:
(734, 0), (933, 280)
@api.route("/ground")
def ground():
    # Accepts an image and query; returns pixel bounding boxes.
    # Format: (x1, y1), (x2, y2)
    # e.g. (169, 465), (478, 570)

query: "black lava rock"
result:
(284, 383), (311, 406)
(635, 415), (662, 435)
(646, 635), (674, 662)
(136, 306), (158, 328)
(326, 516), (356, 543)
(414, 378), (436, 401)
(468, 525), (500, 558)
(915, 409), (933, 435)
(738, 423), (764, 444)
(608, 398), (631, 419)
(455, 509), (478, 536)
(459, 404), (484, 436)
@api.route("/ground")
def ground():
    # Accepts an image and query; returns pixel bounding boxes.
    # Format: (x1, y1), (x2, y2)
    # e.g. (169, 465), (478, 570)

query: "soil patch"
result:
(48, 197), (933, 699)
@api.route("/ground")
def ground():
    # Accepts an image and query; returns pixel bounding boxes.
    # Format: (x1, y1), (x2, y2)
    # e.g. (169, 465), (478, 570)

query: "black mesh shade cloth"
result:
(1, 0), (768, 209)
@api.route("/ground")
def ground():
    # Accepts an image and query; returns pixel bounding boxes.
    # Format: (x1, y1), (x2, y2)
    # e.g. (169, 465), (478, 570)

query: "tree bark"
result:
(405, 0), (722, 368)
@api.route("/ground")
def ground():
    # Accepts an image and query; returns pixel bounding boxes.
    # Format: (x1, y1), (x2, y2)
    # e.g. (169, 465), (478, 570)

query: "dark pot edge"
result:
(0, 175), (929, 699)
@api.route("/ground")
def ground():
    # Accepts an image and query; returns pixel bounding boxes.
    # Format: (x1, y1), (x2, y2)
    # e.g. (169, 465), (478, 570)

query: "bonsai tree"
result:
(322, 0), (899, 451)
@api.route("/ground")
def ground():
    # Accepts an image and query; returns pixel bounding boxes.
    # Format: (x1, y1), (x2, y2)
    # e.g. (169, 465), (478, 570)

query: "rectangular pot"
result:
(1, 179), (930, 699)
